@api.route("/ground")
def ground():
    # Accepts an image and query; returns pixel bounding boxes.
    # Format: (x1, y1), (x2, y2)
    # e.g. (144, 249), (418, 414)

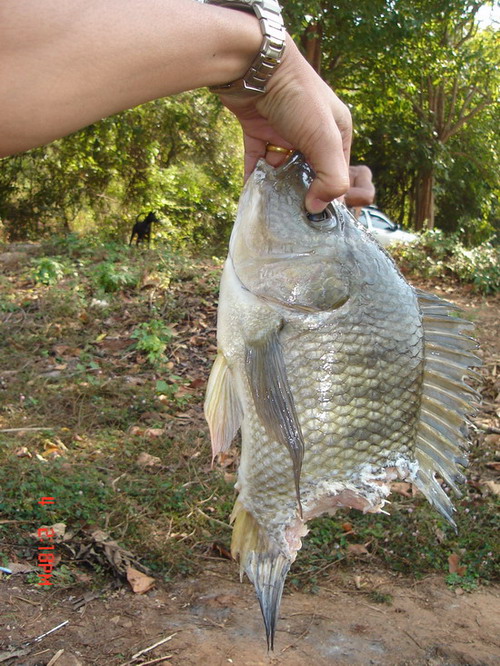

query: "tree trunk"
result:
(414, 169), (435, 230)
(301, 22), (322, 73)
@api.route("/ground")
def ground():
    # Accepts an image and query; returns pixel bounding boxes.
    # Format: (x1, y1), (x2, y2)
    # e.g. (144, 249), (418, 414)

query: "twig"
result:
(47, 649), (65, 666)
(402, 628), (425, 651)
(0, 427), (55, 432)
(14, 596), (40, 607)
(195, 507), (232, 530)
(129, 633), (178, 662)
(24, 620), (69, 646)
(133, 657), (172, 666)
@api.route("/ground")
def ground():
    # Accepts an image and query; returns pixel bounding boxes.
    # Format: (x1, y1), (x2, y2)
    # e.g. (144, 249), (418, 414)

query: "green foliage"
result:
(131, 320), (175, 366)
(0, 458), (113, 524)
(445, 572), (479, 591)
(30, 257), (66, 285)
(286, 1), (499, 235)
(91, 260), (139, 293)
(0, 91), (242, 249)
(392, 229), (500, 293)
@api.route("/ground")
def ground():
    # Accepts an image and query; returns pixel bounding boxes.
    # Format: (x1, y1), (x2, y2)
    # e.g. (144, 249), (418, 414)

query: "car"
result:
(357, 206), (418, 248)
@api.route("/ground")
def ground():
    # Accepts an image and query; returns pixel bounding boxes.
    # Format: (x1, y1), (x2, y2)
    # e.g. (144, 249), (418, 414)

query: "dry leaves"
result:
(448, 553), (467, 576)
(126, 566), (155, 594)
(136, 452), (162, 468)
(347, 543), (370, 557)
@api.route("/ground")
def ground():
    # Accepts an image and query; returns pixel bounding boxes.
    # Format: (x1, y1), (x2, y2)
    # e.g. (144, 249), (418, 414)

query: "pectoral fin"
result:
(204, 352), (243, 461)
(245, 329), (304, 512)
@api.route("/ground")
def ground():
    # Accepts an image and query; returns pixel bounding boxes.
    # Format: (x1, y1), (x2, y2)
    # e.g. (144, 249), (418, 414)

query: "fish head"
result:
(229, 152), (380, 314)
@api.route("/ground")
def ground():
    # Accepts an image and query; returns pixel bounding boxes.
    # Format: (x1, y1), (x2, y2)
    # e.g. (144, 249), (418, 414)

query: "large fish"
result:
(204, 152), (480, 648)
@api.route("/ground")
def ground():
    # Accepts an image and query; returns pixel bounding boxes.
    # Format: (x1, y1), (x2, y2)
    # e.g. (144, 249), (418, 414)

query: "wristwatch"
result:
(204, 0), (286, 94)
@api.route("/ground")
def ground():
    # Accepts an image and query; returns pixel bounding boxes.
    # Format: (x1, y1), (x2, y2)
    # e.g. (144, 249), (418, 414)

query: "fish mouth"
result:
(274, 151), (314, 185)
(255, 151), (313, 185)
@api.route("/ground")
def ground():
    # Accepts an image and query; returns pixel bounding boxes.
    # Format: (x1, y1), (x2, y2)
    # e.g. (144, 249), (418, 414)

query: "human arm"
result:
(344, 165), (375, 207)
(0, 0), (351, 212)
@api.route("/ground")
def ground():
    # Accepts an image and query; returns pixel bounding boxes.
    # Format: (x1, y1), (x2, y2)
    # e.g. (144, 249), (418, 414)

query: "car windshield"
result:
(370, 213), (397, 231)
(358, 211), (369, 228)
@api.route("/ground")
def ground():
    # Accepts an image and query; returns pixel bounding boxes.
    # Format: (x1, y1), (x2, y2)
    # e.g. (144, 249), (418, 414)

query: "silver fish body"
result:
(204, 153), (479, 647)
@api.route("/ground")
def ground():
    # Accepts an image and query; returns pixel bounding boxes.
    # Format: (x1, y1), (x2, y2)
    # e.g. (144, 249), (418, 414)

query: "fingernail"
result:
(306, 198), (329, 215)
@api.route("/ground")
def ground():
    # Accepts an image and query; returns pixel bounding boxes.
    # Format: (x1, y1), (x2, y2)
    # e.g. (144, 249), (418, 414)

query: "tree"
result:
(0, 91), (242, 247)
(284, 1), (499, 234)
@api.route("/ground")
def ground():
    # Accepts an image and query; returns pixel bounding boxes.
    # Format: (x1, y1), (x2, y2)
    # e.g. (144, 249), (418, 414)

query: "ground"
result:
(0, 244), (499, 665)
(1, 566), (499, 665)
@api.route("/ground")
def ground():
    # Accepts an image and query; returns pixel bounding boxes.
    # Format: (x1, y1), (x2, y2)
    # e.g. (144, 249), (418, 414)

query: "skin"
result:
(344, 164), (376, 217)
(0, 0), (351, 213)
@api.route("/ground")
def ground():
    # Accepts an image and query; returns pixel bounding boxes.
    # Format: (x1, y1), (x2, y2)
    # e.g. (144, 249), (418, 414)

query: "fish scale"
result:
(204, 152), (480, 649)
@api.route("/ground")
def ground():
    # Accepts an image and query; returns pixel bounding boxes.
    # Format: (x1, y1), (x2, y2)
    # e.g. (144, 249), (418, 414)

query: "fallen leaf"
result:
(15, 446), (32, 458)
(30, 522), (67, 540)
(144, 428), (165, 439)
(347, 544), (370, 556)
(52, 344), (80, 357)
(126, 566), (155, 594)
(448, 553), (467, 576)
(130, 426), (143, 436)
(6, 562), (36, 574)
(136, 452), (162, 468)
(434, 528), (446, 544)
(482, 480), (500, 496)
(41, 437), (68, 459)
(342, 522), (354, 533)
(188, 377), (205, 389)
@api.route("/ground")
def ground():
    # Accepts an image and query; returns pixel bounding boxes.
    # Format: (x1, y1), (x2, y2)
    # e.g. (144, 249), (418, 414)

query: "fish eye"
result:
(306, 205), (338, 231)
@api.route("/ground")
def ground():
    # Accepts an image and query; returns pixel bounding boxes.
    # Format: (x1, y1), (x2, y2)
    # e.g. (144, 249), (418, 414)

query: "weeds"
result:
(92, 260), (139, 293)
(131, 320), (175, 366)
(30, 257), (66, 285)
(392, 230), (500, 294)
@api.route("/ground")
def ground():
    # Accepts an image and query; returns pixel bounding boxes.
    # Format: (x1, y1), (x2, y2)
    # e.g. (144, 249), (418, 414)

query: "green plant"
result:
(156, 376), (190, 407)
(392, 230), (500, 294)
(31, 257), (65, 285)
(131, 320), (174, 365)
(92, 261), (139, 293)
(445, 572), (479, 592)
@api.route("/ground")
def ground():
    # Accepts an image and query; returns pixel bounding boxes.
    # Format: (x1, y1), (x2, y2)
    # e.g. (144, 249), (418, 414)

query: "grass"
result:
(0, 234), (498, 594)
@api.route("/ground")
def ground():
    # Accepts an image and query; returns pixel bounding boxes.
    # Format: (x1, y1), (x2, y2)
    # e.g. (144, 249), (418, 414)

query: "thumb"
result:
(303, 128), (350, 214)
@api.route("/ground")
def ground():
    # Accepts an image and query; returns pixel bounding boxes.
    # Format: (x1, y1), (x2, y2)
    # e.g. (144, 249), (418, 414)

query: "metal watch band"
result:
(204, 0), (286, 94)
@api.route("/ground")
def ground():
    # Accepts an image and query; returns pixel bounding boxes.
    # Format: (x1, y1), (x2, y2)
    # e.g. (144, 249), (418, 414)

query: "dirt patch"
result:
(1, 565), (499, 666)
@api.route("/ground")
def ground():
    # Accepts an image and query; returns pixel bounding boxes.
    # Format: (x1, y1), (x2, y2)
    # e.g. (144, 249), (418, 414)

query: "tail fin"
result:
(231, 501), (290, 649)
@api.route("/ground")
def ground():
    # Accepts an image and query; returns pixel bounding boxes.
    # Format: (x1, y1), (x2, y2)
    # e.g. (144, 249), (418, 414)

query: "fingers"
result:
(303, 111), (351, 214)
(256, 38), (352, 213)
(221, 35), (352, 211)
(243, 135), (294, 181)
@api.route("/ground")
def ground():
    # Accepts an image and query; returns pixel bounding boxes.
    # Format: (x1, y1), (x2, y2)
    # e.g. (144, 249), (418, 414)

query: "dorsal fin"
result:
(413, 290), (481, 528)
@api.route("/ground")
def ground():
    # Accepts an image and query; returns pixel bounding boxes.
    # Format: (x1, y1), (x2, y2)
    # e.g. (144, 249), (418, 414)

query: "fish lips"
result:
(255, 152), (343, 233)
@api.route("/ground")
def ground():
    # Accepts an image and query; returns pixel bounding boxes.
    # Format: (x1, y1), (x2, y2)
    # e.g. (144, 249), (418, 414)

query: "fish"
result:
(204, 152), (480, 648)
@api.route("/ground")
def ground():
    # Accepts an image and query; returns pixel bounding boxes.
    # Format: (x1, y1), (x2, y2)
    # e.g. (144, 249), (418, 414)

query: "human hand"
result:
(218, 35), (352, 215)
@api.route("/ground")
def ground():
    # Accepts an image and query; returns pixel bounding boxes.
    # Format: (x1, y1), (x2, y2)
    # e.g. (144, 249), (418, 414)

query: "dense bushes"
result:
(392, 230), (499, 294)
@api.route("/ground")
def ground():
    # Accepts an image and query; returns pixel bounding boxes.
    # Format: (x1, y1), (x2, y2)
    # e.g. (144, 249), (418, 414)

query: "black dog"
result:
(129, 211), (159, 247)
